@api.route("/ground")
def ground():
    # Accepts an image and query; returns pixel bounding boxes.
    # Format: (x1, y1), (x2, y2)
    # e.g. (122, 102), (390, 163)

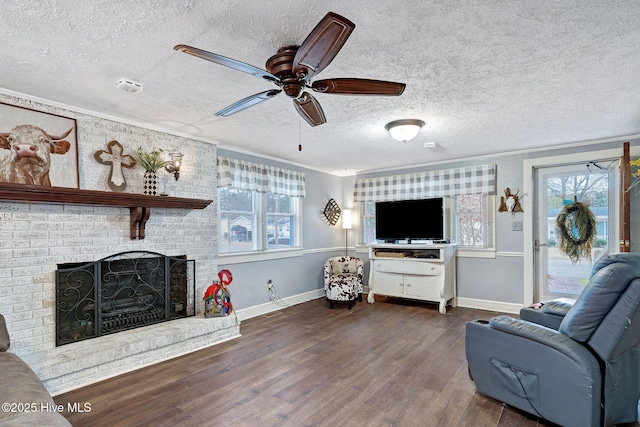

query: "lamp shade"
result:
(385, 119), (425, 142)
(342, 209), (352, 230)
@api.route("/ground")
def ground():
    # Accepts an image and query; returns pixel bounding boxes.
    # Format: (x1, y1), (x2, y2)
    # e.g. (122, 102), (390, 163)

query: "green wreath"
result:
(555, 201), (596, 264)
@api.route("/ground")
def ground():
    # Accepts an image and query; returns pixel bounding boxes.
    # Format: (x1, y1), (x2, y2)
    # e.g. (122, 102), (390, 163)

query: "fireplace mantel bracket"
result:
(0, 183), (213, 240)
(130, 207), (152, 239)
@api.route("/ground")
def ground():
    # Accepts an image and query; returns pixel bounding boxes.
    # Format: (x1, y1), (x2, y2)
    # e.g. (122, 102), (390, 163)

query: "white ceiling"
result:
(2, 1), (640, 176)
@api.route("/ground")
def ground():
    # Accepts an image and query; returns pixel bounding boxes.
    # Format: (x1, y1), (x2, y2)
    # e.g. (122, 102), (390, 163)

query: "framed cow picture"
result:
(0, 102), (79, 188)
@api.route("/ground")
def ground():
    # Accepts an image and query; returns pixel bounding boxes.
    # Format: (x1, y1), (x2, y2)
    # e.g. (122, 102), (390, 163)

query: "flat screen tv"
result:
(375, 198), (445, 243)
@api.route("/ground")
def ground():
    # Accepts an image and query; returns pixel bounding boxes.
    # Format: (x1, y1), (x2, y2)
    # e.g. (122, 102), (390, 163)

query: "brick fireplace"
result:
(0, 93), (240, 395)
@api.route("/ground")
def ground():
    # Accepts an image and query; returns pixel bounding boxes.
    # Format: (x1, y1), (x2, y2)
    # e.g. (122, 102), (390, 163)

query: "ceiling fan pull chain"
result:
(298, 116), (302, 151)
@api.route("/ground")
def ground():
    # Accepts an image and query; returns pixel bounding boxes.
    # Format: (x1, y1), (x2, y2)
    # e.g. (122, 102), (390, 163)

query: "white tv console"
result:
(367, 244), (456, 314)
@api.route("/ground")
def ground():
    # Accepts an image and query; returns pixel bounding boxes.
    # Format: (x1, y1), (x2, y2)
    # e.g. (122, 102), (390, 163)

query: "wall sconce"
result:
(342, 209), (352, 256)
(165, 150), (183, 180)
(385, 119), (425, 142)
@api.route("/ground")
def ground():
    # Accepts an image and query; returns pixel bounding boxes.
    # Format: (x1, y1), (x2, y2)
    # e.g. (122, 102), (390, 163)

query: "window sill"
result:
(218, 248), (304, 264)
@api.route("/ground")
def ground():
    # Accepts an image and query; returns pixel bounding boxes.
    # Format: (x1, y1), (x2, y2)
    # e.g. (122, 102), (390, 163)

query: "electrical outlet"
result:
(267, 279), (273, 290)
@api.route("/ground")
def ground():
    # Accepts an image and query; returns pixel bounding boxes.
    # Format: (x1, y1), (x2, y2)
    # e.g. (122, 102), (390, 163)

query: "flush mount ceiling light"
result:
(385, 119), (425, 142)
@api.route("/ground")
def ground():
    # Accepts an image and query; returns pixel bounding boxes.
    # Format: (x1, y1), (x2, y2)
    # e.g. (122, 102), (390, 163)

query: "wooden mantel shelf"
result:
(0, 183), (213, 239)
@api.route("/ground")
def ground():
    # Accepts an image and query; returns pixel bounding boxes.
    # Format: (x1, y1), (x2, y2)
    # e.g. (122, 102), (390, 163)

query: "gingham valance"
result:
(217, 157), (306, 197)
(353, 164), (496, 202)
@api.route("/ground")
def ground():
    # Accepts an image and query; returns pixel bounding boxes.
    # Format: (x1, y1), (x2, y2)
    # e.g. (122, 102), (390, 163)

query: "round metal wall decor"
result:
(323, 198), (341, 225)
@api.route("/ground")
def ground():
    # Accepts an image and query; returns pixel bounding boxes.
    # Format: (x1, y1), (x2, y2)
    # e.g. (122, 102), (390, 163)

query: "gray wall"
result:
(216, 137), (640, 312)
(216, 148), (344, 309)
(345, 138), (640, 305)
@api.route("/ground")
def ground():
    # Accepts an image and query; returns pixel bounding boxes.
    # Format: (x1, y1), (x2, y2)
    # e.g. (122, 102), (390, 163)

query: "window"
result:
(354, 164), (497, 247)
(361, 195), (494, 249)
(454, 193), (494, 249)
(361, 202), (376, 244)
(266, 193), (295, 249)
(219, 188), (299, 254)
(219, 188), (257, 252)
(217, 156), (305, 255)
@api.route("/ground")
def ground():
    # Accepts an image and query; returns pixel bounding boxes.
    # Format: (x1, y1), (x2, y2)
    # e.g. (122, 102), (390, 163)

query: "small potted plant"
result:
(133, 147), (170, 195)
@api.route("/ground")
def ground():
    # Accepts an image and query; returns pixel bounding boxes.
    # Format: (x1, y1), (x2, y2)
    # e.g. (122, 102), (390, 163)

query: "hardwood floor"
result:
(54, 298), (574, 426)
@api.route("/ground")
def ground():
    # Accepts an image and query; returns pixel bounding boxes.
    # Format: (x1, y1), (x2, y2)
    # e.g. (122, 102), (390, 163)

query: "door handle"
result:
(534, 240), (548, 251)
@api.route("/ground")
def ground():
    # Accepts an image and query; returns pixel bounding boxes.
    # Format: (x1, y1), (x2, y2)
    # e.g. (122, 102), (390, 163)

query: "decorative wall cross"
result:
(94, 140), (137, 191)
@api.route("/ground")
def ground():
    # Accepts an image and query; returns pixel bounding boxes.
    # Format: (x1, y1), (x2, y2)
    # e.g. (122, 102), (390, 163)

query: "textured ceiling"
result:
(2, 1), (639, 175)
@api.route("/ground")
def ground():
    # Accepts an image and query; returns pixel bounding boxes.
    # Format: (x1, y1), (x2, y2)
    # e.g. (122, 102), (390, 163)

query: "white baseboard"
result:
(236, 290), (522, 319)
(235, 289), (325, 321)
(455, 297), (522, 314)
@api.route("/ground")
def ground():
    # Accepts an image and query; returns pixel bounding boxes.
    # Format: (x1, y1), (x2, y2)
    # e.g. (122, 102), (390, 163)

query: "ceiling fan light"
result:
(385, 119), (425, 142)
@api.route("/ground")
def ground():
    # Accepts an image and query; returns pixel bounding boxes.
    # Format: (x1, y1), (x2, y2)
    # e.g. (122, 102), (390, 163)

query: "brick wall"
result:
(0, 93), (233, 393)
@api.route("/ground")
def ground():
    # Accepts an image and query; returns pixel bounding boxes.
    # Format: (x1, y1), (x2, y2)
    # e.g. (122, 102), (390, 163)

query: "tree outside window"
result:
(456, 194), (487, 247)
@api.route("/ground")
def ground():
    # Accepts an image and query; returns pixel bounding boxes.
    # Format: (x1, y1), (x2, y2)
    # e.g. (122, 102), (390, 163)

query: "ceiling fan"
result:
(174, 11), (406, 126)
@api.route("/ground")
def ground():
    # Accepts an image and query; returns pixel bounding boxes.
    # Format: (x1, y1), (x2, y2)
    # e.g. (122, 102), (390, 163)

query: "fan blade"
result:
(293, 92), (326, 127)
(312, 78), (406, 96)
(174, 44), (280, 83)
(215, 90), (282, 117)
(293, 12), (355, 80)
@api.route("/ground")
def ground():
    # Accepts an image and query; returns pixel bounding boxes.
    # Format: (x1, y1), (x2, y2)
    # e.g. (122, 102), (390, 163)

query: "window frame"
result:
(218, 187), (302, 258)
(265, 193), (297, 250)
(454, 193), (496, 256)
(218, 188), (258, 252)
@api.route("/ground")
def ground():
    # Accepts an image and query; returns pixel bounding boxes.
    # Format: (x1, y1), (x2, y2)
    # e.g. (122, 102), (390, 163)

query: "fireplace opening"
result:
(55, 251), (196, 346)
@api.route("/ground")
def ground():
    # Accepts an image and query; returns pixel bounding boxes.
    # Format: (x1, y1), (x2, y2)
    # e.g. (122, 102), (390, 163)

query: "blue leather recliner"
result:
(465, 253), (640, 427)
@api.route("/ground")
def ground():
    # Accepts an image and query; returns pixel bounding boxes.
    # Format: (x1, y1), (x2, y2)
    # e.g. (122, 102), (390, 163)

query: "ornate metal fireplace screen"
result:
(55, 251), (196, 346)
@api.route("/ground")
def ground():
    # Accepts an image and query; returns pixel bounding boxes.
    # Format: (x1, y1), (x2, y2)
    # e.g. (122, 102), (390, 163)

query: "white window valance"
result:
(353, 164), (496, 202)
(217, 156), (306, 197)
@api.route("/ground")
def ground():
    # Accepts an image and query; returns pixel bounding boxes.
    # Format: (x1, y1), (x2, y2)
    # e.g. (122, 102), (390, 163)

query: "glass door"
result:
(534, 161), (619, 302)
